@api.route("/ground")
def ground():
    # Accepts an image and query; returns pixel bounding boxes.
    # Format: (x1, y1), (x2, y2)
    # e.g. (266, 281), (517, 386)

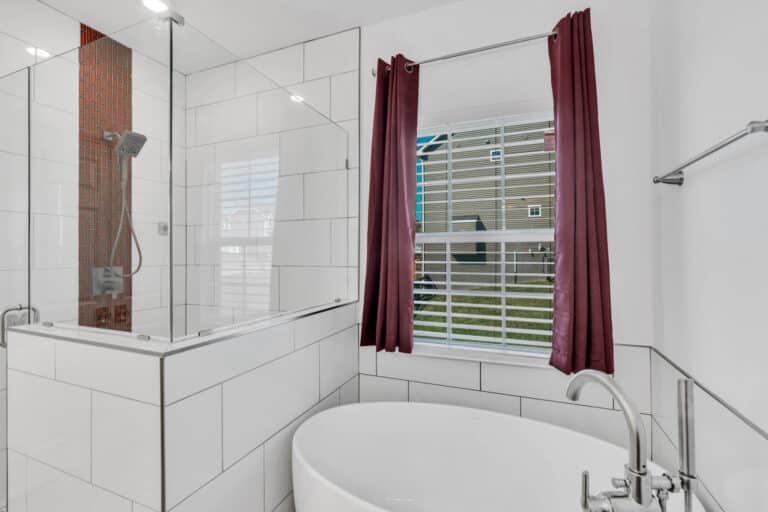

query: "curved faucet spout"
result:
(566, 370), (648, 477)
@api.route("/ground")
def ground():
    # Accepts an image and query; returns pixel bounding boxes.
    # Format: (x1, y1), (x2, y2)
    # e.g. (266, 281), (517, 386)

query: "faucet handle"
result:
(611, 477), (628, 490)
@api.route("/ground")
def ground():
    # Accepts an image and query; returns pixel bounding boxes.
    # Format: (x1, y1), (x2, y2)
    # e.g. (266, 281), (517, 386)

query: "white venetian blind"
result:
(414, 117), (555, 349)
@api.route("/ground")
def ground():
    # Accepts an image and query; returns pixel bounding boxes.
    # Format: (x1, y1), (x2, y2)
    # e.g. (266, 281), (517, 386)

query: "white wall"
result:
(361, 0), (655, 349)
(649, 1), (768, 510)
(183, 29), (360, 334)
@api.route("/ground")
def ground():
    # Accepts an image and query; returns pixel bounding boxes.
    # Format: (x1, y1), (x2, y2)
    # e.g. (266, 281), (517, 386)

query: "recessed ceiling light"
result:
(26, 47), (51, 59)
(290, 95), (304, 103)
(142, 0), (169, 13)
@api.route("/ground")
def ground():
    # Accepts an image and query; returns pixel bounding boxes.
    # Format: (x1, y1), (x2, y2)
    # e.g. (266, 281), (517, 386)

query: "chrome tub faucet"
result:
(566, 370), (696, 512)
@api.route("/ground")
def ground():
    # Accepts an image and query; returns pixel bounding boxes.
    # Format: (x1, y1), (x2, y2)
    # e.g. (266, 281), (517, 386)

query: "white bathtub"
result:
(293, 402), (702, 511)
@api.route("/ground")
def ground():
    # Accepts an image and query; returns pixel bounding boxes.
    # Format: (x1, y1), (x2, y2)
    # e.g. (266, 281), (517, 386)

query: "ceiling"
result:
(40, 0), (458, 71)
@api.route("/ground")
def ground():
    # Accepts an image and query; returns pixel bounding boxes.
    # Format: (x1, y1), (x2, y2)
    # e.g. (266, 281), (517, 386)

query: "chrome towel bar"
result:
(653, 120), (768, 185)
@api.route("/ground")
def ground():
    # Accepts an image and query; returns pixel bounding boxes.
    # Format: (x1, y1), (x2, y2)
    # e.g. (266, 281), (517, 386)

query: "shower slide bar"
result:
(653, 120), (768, 185)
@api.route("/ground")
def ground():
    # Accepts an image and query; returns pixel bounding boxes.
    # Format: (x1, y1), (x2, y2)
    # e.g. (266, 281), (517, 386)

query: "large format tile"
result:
(319, 327), (358, 397)
(166, 387), (223, 508)
(304, 169), (348, 219)
(187, 64), (235, 107)
(650, 350), (686, 446)
(482, 362), (612, 407)
(330, 71), (358, 121)
(694, 387), (767, 512)
(164, 322), (294, 403)
(272, 220), (331, 266)
(8, 370), (91, 480)
(92, 393), (161, 509)
(294, 303), (356, 349)
(275, 175), (304, 221)
(248, 44), (303, 86)
(26, 458), (132, 512)
(7, 331), (55, 378)
(222, 344), (319, 466)
(171, 446), (263, 512)
(0, 211), (27, 270)
(358, 345), (377, 375)
(304, 30), (359, 80)
(410, 382), (521, 416)
(55, 341), (161, 404)
(194, 95), (259, 145)
(359, 375), (408, 402)
(378, 352), (480, 390)
(339, 375), (359, 405)
(521, 398), (653, 453)
(0, 151), (27, 213)
(613, 345), (651, 414)
(278, 124), (348, 175)
(264, 392), (338, 511)
(278, 267), (348, 311)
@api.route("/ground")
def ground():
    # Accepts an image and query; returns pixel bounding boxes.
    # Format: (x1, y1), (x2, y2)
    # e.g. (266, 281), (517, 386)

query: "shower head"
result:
(115, 131), (147, 158)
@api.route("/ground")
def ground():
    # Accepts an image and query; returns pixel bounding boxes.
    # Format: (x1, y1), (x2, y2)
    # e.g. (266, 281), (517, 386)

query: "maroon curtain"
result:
(548, 9), (614, 374)
(360, 55), (420, 353)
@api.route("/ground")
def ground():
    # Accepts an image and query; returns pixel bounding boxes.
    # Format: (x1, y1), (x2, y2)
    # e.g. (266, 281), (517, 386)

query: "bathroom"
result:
(0, 0), (764, 510)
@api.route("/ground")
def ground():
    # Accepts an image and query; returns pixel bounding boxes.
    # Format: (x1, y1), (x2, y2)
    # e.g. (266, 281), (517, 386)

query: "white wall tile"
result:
(278, 266), (348, 311)
(186, 185), (221, 227)
(215, 134), (279, 175)
(378, 352), (480, 390)
(521, 398), (653, 454)
(331, 72), (358, 121)
(30, 103), (76, 164)
(133, 90), (170, 143)
(330, 219), (347, 266)
(164, 322), (294, 404)
(166, 387), (223, 508)
(264, 392), (338, 511)
(194, 96), (259, 145)
(248, 44), (304, 86)
(32, 56), (77, 113)
(0, 211), (27, 270)
(272, 220), (331, 266)
(304, 169), (348, 219)
(482, 362), (613, 408)
(187, 265), (216, 306)
(257, 88), (328, 134)
(30, 158), (77, 216)
(0, 151), (27, 213)
(8, 450), (27, 512)
(319, 327), (358, 397)
(410, 382), (521, 415)
(187, 145), (216, 186)
(187, 64), (235, 107)
(613, 345), (651, 414)
(651, 418), (677, 472)
(55, 341), (161, 404)
(275, 175), (303, 221)
(30, 267), (77, 322)
(294, 304), (356, 349)
(26, 458), (132, 512)
(235, 60), (275, 96)
(223, 344), (319, 466)
(7, 331), (55, 377)
(171, 446), (263, 512)
(650, 351), (686, 447)
(279, 124), (347, 175)
(0, 91), (28, 155)
(31, 213), (77, 269)
(274, 494), (295, 512)
(694, 387), (767, 512)
(8, 370), (91, 480)
(304, 30), (359, 80)
(358, 345), (376, 375)
(347, 167), (359, 218)
(359, 375), (408, 402)
(339, 120), (359, 169)
(286, 78), (330, 118)
(92, 393), (161, 509)
(339, 375), (359, 405)
(132, 51), (170, 102)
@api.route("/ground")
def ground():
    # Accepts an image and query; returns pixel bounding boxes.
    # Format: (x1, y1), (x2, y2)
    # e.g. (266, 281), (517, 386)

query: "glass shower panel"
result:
(28, 20), (174, 339)
(176, 24), (357, 337)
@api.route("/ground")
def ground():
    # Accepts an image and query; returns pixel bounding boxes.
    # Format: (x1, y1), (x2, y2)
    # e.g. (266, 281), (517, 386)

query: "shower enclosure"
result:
(0, 15), (359, 343)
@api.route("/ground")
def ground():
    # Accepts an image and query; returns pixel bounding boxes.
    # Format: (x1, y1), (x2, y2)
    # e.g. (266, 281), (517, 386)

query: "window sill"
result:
(412, 340), (552, 369)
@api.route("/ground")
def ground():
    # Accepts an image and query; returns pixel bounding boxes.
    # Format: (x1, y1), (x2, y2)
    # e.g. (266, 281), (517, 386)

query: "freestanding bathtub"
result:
(293, 402), (702, 511)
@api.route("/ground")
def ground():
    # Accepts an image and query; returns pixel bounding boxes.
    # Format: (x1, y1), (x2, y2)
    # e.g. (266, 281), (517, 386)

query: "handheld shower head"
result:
(115, 131), (147, 158)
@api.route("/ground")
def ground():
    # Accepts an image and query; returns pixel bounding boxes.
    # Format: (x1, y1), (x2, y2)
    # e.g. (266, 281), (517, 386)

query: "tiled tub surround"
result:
(359, 343), (753, 511)
(183, 28), (360, 332)
(6, 302), (358, 512)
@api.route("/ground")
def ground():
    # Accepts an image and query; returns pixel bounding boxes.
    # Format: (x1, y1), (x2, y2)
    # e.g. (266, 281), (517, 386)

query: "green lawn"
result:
(414, 282), (553, 347)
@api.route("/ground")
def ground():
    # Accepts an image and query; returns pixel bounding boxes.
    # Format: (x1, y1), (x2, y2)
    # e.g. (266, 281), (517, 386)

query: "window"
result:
(413, 116), (555, 350)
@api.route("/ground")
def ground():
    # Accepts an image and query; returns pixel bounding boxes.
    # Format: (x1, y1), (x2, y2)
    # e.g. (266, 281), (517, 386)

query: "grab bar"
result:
(1, 304), (41, 347)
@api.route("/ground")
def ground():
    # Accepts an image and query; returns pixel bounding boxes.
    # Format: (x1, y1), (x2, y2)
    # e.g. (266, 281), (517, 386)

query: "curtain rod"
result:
(653, 120), (768, 185)
(371, 30), (557, 76)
